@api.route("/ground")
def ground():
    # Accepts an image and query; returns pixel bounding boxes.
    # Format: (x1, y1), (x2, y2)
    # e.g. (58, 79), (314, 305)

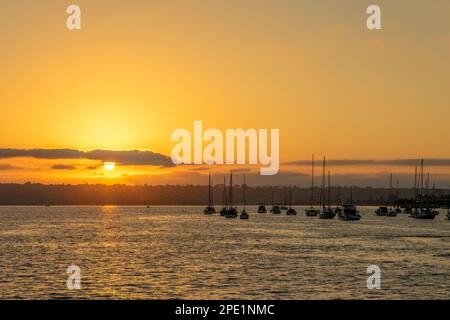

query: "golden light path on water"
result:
(0, 206), (449, 299)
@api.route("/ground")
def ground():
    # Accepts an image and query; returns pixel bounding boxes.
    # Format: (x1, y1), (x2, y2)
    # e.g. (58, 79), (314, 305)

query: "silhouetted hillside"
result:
(1, 182), (449, 206)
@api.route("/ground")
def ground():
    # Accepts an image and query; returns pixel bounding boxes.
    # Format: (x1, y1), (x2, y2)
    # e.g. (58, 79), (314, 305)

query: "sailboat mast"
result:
(420, 159), (424, 207)
(420, 159), (424, 196)
(414, 166), (418, 204)
(328, 170), (331, 208)
(388, 173), (392, 209)
(208, 171), (211, 207)
(396, 179), (399, 203)
(229, 171), (233, 208)
(289, 185), (292, 208)
(321, 156), (326, 210)
(243, 174), (246, 210)
(223, 176), (227, 207)
(310, 154), (314, 208)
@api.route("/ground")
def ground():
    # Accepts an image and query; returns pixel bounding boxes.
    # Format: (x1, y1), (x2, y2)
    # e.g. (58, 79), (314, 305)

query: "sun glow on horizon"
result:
(103, 162), (116, 171)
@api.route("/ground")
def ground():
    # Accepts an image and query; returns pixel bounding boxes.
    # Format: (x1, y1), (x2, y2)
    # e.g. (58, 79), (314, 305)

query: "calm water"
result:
(0, 206), (449, 299)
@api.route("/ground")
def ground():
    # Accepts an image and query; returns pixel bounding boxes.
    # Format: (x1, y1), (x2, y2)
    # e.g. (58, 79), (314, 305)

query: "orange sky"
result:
(1, 1), (450, 186)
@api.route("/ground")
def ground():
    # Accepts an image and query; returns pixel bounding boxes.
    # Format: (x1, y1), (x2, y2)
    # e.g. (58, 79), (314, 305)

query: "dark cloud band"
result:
(285, 159), (450, 167)
(0, 148), (174, 167)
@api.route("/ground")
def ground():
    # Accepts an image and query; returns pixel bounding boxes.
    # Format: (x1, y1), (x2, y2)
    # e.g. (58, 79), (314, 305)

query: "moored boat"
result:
(305, 153), (319, 217)
(339, 204), (361, 221)
(318, 159), (335, 219)
(258, 204), (267, 213)
(286, 185), (297, 215)
(203, 171), (216, 215)
(239, 174), (249, 220)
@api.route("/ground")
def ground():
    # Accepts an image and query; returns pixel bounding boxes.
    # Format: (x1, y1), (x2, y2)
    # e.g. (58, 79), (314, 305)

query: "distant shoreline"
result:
(0, 183), (448, 207)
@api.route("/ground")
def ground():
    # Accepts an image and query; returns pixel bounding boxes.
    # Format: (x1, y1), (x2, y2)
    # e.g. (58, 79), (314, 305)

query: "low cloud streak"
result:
(0, 148), (174, 167)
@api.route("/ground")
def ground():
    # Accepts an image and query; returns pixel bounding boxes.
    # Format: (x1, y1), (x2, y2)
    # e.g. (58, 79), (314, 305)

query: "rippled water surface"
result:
(0, 206), (449, 299)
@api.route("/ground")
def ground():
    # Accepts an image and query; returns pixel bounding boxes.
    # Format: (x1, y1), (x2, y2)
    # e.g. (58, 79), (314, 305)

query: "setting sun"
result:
(103, 162), (116, 171)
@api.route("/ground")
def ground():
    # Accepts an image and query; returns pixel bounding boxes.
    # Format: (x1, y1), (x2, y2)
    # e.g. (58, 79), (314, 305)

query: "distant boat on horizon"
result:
(258, 203), (267, 213)
(339, 187), (361, 221)
(410, 159), (437, 220)
(376, 173), (397, 217)
(270, 188), (281, 214)
(305, 153), (319, 217)
(203, 171), (216, 215)
(319, 159), (335, 219)
(225, 171), (238, 218)
(219, 176), (228, 216)
(240, 174), (249, 220)
(286, 185), (297, 215)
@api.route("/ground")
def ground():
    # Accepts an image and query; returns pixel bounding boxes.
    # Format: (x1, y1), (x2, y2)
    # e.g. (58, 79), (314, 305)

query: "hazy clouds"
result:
(0, 148), (174, 167)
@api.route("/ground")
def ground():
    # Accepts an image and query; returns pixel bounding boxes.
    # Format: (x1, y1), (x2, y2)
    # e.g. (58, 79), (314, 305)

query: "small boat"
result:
(203, 207), (215, 214)
(387, 174), (398, 217)
(319, 207), (336, 219)
(305, 208), (319, 216)
(410, 160), (436, 220)
(270, 188), (281, 214)
(203, 171), (216, 215)
(286, 185), (297, 215)
(45, 202), (51, 207)
(240, 174), (249, 220)
(225, 171), (238, 218)
(394, 180), (402, 214)
(411, 208), (437, 219)
(220, 176), (228, 216)
(339, 204), (361, 221)
(271, 205), (281, 214)
(240, 210), (249, 219)
(305, 153), (319, 217)
(375, 206), (388, 216)
(319, 161), (335, 219)
(225, 207), (238, 218)
(446, 209), (450, 220)
(334, 186), (343, 216)
(387, 208), (398, 217)
(376, 174), (397, 216)
(257, 204), (267, 213)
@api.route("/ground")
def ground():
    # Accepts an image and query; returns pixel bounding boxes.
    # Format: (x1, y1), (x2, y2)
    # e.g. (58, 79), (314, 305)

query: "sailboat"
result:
(286, 185), (297, 215)
(447, 186), (450, 221)
(334, 185), (343, 216)
(319, 160), (335, 219)
(395, 179), (402, 213)
(339, 187), (361, 221)
(203, 171), (216, 214)
(387, 174), (398, 216)
(305, 154), (319, 216)
(270, 188), (281, 214)
(219, 176), (228, 216)
(225, 171), (238, 218)
(257, 203), (267, 213)
(410, 159), (437, 219)
(281, 189), (288, 210)
(240, 174), (249, 219)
